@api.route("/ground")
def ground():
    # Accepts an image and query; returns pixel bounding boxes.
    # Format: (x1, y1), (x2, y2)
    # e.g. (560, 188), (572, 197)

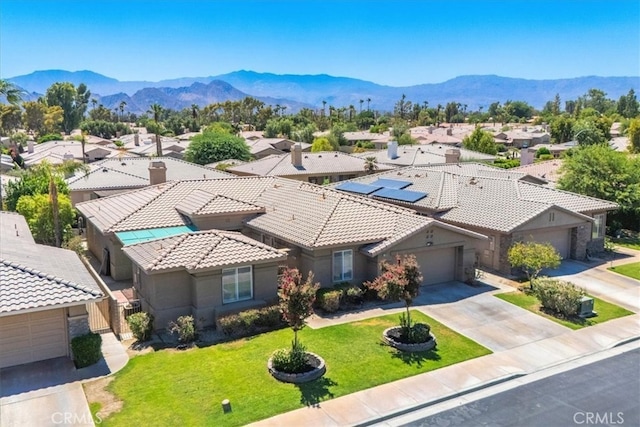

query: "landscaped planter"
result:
(267, 352), (326, 384)
(383, 326), (437, 352)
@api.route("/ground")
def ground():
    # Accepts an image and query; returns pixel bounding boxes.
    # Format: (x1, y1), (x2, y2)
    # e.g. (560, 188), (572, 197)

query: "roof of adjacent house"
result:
(66, 156), (232, 191)
(334, 166), (617, 233)
(0, 212), (103, 314)
(22, 140), (122, 166)
(351, 145), (495, 166)
(122, 230), (287, 273)
(76, 176), (482, 253)
(511, 159), (564, 184)
(227, 151), (395, 177)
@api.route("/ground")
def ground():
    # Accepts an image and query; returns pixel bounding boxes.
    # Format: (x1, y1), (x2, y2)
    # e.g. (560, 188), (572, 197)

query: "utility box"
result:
(578, 296), (596, 318)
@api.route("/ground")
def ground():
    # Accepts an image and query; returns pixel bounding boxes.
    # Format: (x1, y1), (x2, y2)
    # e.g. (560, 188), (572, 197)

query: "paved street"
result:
(398, 348), (640, 427)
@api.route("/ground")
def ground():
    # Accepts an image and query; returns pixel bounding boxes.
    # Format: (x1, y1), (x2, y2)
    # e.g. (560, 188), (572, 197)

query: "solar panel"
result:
(369, 178), (412, 189)
(335, 182), (383, 195)
(372, 187), (428, 203)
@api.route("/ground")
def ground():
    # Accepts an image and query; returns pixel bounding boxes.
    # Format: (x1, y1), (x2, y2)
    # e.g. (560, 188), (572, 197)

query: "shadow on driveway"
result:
(414, 281), (500, 306)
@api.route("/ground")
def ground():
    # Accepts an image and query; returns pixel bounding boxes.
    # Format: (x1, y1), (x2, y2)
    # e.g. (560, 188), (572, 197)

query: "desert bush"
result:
(533, 278), (586, 317)
(71, 333), (102, 368)
(316, 288), (342, 313)
(127, 312), (154, 342)
(168, 315), (197, 343)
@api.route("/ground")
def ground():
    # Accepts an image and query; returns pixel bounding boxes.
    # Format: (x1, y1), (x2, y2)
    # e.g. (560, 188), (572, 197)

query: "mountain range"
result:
(8, 70), (640, 114)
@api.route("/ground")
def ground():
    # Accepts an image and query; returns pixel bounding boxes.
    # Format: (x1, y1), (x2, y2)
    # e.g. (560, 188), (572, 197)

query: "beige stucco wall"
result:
(516, 208), (589, 232)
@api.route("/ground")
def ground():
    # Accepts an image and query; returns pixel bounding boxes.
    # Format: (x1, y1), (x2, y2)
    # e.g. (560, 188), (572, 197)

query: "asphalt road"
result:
(401, 348), (640, 427)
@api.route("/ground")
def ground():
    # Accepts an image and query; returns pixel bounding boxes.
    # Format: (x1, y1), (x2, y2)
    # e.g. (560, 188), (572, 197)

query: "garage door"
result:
(525, 229), (571, 259)
(0, 309), (68, 369)
(415, 246), (457, 285)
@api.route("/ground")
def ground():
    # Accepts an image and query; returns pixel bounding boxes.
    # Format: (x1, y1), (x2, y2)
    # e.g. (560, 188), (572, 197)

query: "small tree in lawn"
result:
(508, 241), (562, 289)
(278, 268), (319, 349)
(365, 254), (424, 339)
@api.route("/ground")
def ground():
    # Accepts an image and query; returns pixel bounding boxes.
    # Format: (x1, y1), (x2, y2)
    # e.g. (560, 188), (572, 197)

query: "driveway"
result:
(413, 282), (568, 352)
(0, 358), (94, 427)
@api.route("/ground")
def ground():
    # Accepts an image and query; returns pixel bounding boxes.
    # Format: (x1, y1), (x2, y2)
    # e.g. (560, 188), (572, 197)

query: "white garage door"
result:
(0, 309), (68, 369)
(525, 229), (571, 259)
(415, 246), (457, 285)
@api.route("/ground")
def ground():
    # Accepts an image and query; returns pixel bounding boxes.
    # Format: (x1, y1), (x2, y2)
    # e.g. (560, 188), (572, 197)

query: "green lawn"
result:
(609, 262), (640, 280)
(496, 292), (634, 330)
(98, 311), (490, 427)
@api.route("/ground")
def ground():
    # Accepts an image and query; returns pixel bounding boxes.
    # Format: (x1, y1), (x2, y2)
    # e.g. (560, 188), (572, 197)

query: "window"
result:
(222, 266), (253, 304)
(333, 250), (353, 282)
(592, 214), (605, 239)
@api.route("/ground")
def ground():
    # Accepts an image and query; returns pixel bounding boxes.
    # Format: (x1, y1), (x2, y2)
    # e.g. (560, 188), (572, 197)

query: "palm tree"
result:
(91, 98), (98, 110)
(0, 79), (23, 105)
(359, 99), (364, 113)
(322, 100), (327, 117)
(119, 101), (127, 122)
(366, 98), (371, 111)
(148, 103), (164, 156)
(364, 156), (379, 174)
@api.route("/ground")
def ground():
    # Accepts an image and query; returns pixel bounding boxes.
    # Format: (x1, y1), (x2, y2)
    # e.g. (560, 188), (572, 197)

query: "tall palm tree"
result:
(119, 101), (127, 122)
(359, 99), (364, 113)
(364, 156), (379, 174)
(148, 103), (164, 156)
(91, 98), (98, 110)
(322, 100), (327, 117)
(0, 79), (23, 105)
(366, 98), (371, 111)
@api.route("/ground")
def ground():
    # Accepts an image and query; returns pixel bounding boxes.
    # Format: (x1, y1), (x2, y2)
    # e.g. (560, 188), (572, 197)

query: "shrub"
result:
(127, 312), (154, 342)
(535, 147), (551, 158)
(316, 288), (342, 313)
(71, 333), (102, 368)
(533, 278), (586, 317)
(37, 133), (64, 143)
(343, 286), (364, 305)
(63, 235), (86, 256)
(398, 312), (431, 343)
(537, 154), (554, 161)
(271, 342), (311, 374)
(168, 315), (197, 343)
(218, 305), (285, 337)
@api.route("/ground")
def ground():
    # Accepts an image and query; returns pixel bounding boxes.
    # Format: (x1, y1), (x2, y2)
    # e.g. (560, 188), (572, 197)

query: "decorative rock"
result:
(268, 352), (326, 384)
(383, 326), (437, 352)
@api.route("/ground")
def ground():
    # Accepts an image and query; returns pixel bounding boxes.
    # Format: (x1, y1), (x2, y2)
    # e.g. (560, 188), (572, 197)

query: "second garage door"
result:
(525, 228), (571, 259)
(413, 246), (457, 286)
(0, 309), (68, 369)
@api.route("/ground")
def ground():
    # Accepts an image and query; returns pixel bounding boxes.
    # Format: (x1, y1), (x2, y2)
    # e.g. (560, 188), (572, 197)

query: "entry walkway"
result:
(251, 278), (640, 427)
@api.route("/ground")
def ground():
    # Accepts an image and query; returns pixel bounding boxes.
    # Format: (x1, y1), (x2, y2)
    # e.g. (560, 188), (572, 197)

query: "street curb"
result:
(352, 373), (526, 427)
(611, 335), (640, 348)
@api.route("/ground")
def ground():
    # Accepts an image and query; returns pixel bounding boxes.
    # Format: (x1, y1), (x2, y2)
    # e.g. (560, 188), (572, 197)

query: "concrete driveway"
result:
(0, 358), (94, 427)
(413, 281), (568, 352)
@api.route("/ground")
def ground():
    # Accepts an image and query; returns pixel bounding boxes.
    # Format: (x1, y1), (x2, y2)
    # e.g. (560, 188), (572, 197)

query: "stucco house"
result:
(333, 164), (617, 274)
(244, 138), (311, 159)
(227, 145), (395, 184)
(75, 176), (486, 328)
(351, 142), (495, 167)
(0, 212), (104, 369)
(66, 156), (233, 205)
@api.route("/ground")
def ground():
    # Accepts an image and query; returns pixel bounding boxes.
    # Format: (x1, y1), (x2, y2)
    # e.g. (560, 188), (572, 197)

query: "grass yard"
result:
(94, 311), (490, 427)
(608, 262), (640, 280)
(496, 292), (634, 330)
(610, 237), (640, 251)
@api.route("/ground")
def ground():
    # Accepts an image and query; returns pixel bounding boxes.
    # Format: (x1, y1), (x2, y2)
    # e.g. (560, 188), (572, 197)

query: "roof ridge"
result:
(107, 181), (179, 232)
(189, 233), (224, 270)
(147, 233), (192, 270)
(434, 170), (446, 207)
(310, 196), (342, 246)
(517, 180), (618, 206)
(0, 258), (102, 297)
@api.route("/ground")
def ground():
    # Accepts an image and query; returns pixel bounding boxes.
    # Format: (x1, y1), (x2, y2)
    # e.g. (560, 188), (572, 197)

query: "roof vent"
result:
(121, 162), (126, 166)
(102, 168), (109, 172)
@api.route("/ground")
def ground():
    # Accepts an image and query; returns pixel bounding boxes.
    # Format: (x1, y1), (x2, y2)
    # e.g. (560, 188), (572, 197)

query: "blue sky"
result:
(1, 0), (638, 86)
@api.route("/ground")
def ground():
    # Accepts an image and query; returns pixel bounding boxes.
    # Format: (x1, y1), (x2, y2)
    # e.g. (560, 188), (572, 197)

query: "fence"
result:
(87, 298), (111, 333)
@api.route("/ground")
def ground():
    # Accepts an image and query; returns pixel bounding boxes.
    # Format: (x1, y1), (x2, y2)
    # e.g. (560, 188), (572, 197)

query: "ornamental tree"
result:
(507, 241), (562, 288)
(278, 268), (320, 348)
(365, 254), (423, 328)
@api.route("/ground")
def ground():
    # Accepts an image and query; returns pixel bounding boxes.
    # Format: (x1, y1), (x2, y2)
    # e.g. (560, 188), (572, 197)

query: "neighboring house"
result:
(333, 164), (617, 274)
(76, 176), (486, 328)
(499, 129), (551, 148)
(22, 140), (122, 167)
(343, 131), (391, 147)
(66, 156), (233, 205)
(351, 142), (495, 167)
(0, 212), (104, 369)
(117, 133), (188, 158)
(226, 146), (395, 183)
(512, 159), (564, 186)
(244, 138), (311, 159)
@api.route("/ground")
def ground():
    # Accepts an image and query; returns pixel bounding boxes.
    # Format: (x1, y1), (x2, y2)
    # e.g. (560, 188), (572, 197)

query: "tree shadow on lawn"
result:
(383, 342), (442, 368)
(295, 376), (338, 407)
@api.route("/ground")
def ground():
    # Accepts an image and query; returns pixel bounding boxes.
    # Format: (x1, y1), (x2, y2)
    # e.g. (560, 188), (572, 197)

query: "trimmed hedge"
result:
(71, 333), (102, 368)
(218, 305), (285, 337)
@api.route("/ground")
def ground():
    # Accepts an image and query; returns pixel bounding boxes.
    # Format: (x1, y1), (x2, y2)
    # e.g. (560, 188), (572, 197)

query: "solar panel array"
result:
(336, 178), (427, 203)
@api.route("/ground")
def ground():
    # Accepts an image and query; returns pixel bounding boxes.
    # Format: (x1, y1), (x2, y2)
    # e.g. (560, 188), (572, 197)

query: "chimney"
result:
(445, 149), (461, 164)
(387, 140), (398, 159)
(148, 161), (167, 185)
(446, 128), (453, 136)
(134, 133), (140, 146)
(28, 140), (34, 153)
(428, 126), (433, 134)
(291, 143), (302, 167)
(520, 148), (535, 166)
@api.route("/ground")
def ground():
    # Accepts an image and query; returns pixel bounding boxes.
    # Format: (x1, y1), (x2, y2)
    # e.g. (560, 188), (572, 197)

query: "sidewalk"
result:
(249, 274), (640, 427)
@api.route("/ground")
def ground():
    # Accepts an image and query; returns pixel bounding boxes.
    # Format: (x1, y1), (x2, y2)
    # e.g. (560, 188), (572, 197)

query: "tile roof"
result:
(351, 145), (495, 166)
(0, 212), (104, 314)
(76, 176), (458, 253)
(175, 189), (264, 216)
(227, 152), (394, 176)
(22, 141), (122, 166)
(511, 159), (564, 184)
(66, 156), (231, 191)
(334, 166), (617, 233)
(122, 230), (286, 273)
